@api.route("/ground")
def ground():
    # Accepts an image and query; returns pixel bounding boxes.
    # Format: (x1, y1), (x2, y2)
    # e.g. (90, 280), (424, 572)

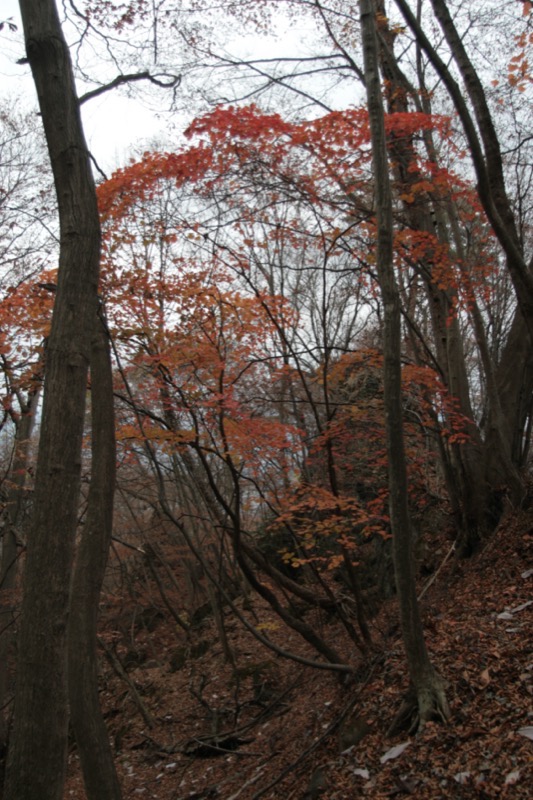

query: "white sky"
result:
(0, 0), (332, 174)
(0, 1), (177, 171)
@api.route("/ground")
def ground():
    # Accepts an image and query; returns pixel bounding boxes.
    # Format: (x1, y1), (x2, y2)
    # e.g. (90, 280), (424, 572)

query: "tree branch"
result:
(79, 71), (180, 105)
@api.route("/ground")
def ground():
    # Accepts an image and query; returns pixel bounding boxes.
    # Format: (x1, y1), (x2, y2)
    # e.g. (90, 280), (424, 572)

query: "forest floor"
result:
(65, 506), (532, 800)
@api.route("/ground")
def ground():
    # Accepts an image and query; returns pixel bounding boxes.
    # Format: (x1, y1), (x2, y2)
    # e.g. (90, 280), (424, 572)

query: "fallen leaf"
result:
(517, 726), (533, 740)
(353, 768), (370, 779)
(479, 668), (491, 686)
(380, 741), (410, 763)
(511, 600), (532, 614)
(504, 770), (520, 785)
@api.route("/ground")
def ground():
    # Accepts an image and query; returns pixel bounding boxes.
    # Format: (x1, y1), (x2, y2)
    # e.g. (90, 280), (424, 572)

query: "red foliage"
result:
(96, 101), (493, 570)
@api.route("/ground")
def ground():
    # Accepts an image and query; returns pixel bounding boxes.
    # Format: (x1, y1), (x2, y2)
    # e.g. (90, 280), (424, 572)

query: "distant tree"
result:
(202, 0), (533, 549)
(0, 100), (57, 749)
(98, 94), (477, 680)
(391, 0), (533, 524)
(0, 278), (53, 752)
(0, 102), (56, 750)
(0, 391), (38, 750)
(0, 102), (56, 286)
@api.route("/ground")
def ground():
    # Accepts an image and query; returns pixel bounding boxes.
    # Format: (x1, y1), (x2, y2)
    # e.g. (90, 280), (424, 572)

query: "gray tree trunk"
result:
(4, 0), (100, 796)
(359, 0), (449, 731)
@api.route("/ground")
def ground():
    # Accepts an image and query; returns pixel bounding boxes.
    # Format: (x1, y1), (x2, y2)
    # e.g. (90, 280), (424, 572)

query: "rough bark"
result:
(490, 311), (533, 470)
(3, 0), (100, 797)
(68, 316), (122, 800)
(359, 0), (449, 730)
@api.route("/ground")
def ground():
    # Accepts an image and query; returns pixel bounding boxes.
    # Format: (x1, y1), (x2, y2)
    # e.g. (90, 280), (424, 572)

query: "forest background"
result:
(0, 1), (532, 798)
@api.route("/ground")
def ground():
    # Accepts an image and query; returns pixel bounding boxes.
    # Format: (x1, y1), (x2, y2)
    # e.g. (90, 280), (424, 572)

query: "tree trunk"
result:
(359, 0), (449, 731)
(376, 1), (528, 548)
(490, 310), (533, 471)
(68, 316), (122, 800)
(394, 0), (533, 340)
(0, 388), (40, 751)
(3, 0), (101, 797)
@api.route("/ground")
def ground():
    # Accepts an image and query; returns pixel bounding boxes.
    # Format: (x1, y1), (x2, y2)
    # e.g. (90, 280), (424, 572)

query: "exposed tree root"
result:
(387, 678), (450, 737)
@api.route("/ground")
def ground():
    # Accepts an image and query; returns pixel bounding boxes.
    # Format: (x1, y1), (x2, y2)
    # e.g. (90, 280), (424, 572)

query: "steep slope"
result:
(65, 505), (532, 799)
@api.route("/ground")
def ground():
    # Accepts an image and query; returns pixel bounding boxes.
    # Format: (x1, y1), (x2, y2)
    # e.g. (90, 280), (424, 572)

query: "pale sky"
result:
(0, 1), (176, 172)
(0, 1), (331, 174)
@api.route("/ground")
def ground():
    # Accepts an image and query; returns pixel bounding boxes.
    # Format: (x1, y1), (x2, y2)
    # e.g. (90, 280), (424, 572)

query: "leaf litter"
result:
(63, 505), (532, 799)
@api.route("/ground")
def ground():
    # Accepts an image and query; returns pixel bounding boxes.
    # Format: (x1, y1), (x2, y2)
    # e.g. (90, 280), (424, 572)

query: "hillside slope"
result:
(65, 507), (532, 800)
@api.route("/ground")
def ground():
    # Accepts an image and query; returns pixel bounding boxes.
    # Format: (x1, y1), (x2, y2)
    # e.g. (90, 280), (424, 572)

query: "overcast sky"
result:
(0, 0), (330, 174)
(0, 1), (180, 172)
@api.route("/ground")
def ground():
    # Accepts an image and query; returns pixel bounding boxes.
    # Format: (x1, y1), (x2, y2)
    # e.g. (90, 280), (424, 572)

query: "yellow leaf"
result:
(256, 621), (280, 632)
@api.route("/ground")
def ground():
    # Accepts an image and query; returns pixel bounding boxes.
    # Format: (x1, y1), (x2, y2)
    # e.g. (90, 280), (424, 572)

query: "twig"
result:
(79, 71), (180, 104)
(97, 635), (155, 729)
(226, 769), (267, 800)
(417, 540), (456, 601)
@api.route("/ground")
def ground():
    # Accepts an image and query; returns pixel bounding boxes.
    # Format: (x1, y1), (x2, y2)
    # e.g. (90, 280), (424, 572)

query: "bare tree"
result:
(359, 0), (449, 731)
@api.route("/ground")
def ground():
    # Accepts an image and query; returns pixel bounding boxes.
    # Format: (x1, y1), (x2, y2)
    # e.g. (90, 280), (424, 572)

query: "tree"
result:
(98, 129), (375, 663)
(0, 99), (57, 755)
(0, 101), (56, 288)
(3, 0), (528, 761)
(67, 315), (121, 800)
(98, 95), (478, 684)
(401, 0), (533, 337)
(269, 0), (532, 550)
(391, 0), (533, 487)
(0, 278), (53, 751)
(200, 0), (532, 549)
(359, 0), (449, 730)
(3, 0), (118, 797)
(366, 1), (523, 551)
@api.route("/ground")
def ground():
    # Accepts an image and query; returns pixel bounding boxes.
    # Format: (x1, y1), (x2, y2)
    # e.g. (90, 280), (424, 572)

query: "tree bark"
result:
(4, 0), (101, 796)
(67, 315), (122, 800)
(359, 0), (449, 731)
(490, 311), (533, 471)
(0, 388), (40, 751)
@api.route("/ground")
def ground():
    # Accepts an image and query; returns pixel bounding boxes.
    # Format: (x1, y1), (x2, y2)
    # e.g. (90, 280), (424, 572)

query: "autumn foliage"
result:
(3, 1), (533, 796)
(90, 102), (498, 583)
